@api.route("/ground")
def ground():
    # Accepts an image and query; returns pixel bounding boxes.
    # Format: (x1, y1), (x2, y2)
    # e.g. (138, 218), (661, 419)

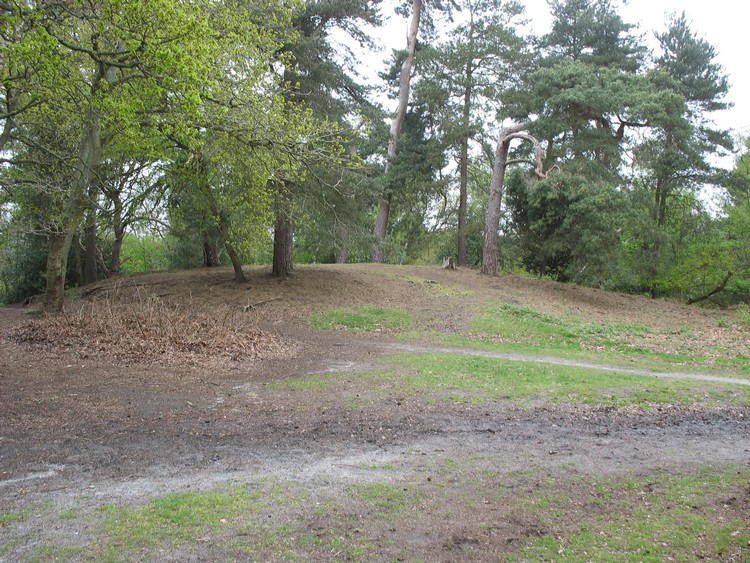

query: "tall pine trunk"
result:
(272, 185), (294, 277)
(457, 50), (474, 267)
(84, 206), (98, 284)
(372, 0), (422, 263)
(482, 125), (543, 275)
(273, 213), (294, 277)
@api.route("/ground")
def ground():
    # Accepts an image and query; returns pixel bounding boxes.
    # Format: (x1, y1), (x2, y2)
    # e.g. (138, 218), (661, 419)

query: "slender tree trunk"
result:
(109, 235), (123, 275)
(336, 222), (350, 264)
(224, 241), (245, 282)
(457, 31), (475, 268)
(109, 196), (125, 275)
(45, 232), (73, 312)
(74, 236), (85, 285)
(0, 86), (16, 154)
(84, 206), (98, 284)
(481, 134), (513, 276)
(272, 181), (294, 277)
(43, 63), (115, 313)
(218, 215), (245, 282)
(372, 0), (422, 263)
(482, 124), (543, 276)
(44, 111), (100, 310)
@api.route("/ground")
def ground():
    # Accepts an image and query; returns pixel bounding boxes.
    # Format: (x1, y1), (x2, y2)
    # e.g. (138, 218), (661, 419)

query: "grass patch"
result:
(271, 372), (337, 391)
(26, 545), (85, 562)
(100, 486), (257, 557)
(309, 307), (412, 332)
(388, 353), (750, 408)
(351, 482), (423, 517)
(511, 466), (750, 562)
(453, 303), (749, 376)
(736, 304), (750, 330)
(59, 509), (80, 520)
(0, 512), (21, 526)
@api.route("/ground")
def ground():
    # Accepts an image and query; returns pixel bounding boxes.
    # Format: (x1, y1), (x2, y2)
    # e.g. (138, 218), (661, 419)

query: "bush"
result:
(0, 231), (49, 304)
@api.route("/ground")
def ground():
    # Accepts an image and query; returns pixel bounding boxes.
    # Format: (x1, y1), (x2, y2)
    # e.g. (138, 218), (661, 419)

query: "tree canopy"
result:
(0, 0), (747, 309)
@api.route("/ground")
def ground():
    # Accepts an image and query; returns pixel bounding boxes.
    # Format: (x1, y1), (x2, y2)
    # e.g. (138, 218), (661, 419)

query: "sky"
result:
(370, 0), (749, 140)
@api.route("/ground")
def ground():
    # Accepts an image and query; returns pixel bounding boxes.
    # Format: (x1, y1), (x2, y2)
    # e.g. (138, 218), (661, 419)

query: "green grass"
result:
(0, 512), (20, 526)
(3, 461), (748, 562)
(100, 486), (257, 558)
(444, 303), (750, 376)
(26, 545), (85, 562)
(387, 353), (750, 408)
(271, 372), (337, 391)
(308, 307), (413, 332)
(737, 304), (750, 329)
(511, 467), (750, 562)
(351, 482), (423, 515)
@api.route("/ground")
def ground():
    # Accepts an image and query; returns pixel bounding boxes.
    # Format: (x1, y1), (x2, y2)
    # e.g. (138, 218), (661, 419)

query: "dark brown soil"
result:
(1, 264), (748, 561)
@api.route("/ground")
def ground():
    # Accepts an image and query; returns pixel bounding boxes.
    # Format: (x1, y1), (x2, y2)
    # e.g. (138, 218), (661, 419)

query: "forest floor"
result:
(1, 264), (749, 561)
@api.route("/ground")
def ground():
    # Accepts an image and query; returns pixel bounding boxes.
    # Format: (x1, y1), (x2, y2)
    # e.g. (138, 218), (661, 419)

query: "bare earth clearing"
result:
(1, 264), (749, 561)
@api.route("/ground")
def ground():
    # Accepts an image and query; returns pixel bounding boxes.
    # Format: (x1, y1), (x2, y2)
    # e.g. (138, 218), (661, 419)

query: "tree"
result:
(481, 123), (545, 275)
(271, 0), (383, 277)
(372, 0), (423, 263)
(632, 12), (732, 295)
(2, 0), (304, 310)
(415, 0), (527, 266)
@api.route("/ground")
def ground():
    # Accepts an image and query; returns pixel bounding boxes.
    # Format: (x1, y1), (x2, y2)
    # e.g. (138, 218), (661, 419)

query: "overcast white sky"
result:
(371, 0), (748, 139)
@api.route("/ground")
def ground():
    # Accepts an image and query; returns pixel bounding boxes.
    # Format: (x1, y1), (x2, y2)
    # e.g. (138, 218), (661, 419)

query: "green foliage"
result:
(0, 231), (48, 304)
(119, 235), (171, 274)
(505, 170), (632, 287)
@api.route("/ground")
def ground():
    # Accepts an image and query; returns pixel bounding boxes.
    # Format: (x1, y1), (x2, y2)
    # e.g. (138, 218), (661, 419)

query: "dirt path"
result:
(1, 265), (749, 561)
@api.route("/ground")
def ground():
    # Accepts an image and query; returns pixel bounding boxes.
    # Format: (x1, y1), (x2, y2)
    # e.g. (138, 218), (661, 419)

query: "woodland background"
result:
(1, 0), (748, 311)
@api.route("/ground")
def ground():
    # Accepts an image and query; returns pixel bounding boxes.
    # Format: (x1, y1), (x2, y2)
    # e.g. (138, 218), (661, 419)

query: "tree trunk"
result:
(203, 228), (222, 267)
(457, 135), (469, 267)
(43, 62), (115, 313)
(482, 124), (543, 276)
(273, 213), (294, 277)
(686, 270), (733, 305)
(84, 209), (98, 284)
(457, 46), (474, 268)
(224, 240), (245, 282)
(0, 85), (17, 154)
(372, 0), (422, 263)
(272, 184), (294, 277)
(109, 195), (125, 275)
(43, 120), (100, 311)
(110, 232), (124, 275)
(218, 215), (245, 282)
(44, 232), (74, 313)
(203, 240), (221, 267)
(481, 136), (512, 276)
